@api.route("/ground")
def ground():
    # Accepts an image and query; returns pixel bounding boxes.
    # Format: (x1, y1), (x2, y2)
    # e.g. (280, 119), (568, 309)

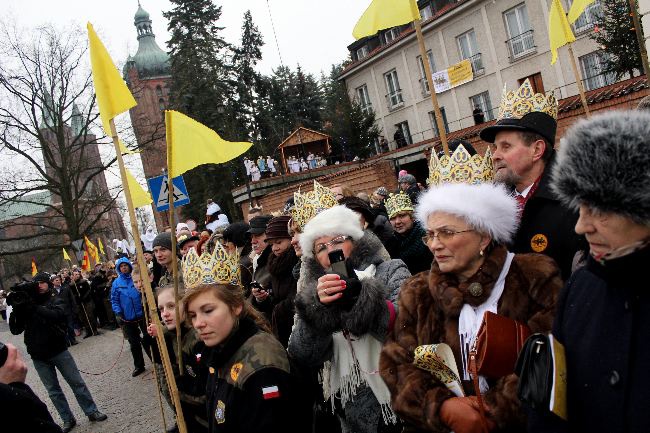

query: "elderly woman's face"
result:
(425, 212), (489, 280)
(313, 235), (354, 269)
(575, 205), (650, 258)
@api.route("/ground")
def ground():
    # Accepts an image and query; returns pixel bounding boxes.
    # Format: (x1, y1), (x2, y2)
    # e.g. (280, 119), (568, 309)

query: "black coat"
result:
(529, 244), (650, 433)
(386, 221), (433, 276)
(511, 156), (584, 279)
(0, 382), (62, 433)
(9, 290), (68, 360)
(53, 284), (77, 319)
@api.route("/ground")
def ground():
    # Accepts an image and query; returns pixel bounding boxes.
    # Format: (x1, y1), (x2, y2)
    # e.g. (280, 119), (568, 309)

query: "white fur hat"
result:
(300, 206), (365, 259)
(415, 183), (518, 244)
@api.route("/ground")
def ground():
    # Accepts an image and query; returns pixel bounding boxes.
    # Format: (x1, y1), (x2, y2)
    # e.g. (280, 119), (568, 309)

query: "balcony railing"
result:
(506, 30), (536, 62)
(469, 53), (485, 76)
(385, 90), (404, 110)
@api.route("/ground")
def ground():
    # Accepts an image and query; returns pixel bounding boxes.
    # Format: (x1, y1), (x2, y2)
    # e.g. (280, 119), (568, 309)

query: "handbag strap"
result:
(469, 353), (490, 433)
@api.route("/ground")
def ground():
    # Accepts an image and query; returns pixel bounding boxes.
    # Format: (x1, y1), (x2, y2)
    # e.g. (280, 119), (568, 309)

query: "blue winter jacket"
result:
(110, 257), (143, 321)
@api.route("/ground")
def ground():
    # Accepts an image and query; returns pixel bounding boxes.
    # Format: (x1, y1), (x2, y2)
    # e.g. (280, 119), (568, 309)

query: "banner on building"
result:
(432, 59), (474, 94)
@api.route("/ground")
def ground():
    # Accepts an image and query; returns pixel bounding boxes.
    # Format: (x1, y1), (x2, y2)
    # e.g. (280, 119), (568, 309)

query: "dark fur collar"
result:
(268, 247), (298, 276)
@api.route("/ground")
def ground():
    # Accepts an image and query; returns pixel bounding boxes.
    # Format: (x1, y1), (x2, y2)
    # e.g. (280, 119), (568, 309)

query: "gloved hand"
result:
(439, 396), (495, 433)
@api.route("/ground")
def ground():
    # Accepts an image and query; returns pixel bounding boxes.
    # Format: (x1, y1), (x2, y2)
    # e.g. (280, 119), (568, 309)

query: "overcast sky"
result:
(4, 0), (368, 76)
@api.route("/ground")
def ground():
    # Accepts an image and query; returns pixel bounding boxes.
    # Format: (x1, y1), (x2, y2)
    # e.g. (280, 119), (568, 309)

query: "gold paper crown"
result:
(385, 192), (414, 218)
(497, 79), (558, 121)
(181, 243), (241, 289)
(427, 144), (494, 186)
(290, 181), (338, 230)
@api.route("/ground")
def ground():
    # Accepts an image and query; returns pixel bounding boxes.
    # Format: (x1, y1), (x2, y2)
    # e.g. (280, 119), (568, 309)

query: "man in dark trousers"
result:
(70, 269), (98, 338)
(9, 272), (107, 432)
(480, 79), (583, 279)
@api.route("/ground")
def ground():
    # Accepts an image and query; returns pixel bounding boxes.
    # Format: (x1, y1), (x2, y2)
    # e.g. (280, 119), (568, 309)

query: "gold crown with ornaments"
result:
(181, 243), (240, 289)
(290, 180), (338, 231)
(427, 144), (494, 186)
(496, 79), (558, 121)
(385, 192), (414, 219)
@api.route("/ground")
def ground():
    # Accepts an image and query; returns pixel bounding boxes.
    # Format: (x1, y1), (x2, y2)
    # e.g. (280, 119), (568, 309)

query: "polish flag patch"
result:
(262, 385), (280, 400)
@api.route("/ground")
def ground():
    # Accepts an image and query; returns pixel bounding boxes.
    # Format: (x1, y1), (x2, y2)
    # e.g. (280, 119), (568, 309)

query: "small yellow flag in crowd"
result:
(548, 0), (576, 64)
(85, 236), (100, 264)
(97, 238), (105, 256)
(62, 248), (71, 262)
(31, 258), (38, 276)
(353, 0), (421, 40)
(165, 111), (252, 178)
(126, 169), (153, 208)
(87, 22), (137, 136)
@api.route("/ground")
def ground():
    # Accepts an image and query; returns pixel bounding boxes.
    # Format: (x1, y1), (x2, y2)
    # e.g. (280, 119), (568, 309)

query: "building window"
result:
(356, 45), (369, 60)
(394, 121), (412, 147)
(504, 4), (536, 61)
(470, 91), (494, 123)
(580, 51), (616, 91)
(569, 0), (601, 33)
(384, 28), (400, 44)
(457, 29), (484, 76)
(429, 108), (449, 137)
(518, 72), (545, 93)
(156, 85), (163, 97)
(420, 3), (434, 20)
(384, 69), (404, 110)
(417, 50), (436, 95)
(356, 85), (372, 114)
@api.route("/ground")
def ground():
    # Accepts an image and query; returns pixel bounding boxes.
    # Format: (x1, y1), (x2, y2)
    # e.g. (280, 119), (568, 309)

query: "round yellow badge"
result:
(230, 363), (243, 382)
(530, 234), (548, 252)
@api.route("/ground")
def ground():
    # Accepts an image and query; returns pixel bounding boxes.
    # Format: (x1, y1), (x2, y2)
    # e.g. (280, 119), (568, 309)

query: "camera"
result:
(5, 280), (38, 307)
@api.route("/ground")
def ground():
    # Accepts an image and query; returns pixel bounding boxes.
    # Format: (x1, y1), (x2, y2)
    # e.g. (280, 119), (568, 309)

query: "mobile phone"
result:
(328, 249), (348, 277)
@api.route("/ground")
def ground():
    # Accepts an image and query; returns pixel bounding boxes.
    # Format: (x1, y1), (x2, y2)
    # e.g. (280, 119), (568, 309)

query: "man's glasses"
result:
(314, 235), (351, 255)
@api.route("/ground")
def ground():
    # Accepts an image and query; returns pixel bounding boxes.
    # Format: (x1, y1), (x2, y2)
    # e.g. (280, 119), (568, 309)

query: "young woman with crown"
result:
(379, 140), (563, 433)
(181, 244), (293, 433)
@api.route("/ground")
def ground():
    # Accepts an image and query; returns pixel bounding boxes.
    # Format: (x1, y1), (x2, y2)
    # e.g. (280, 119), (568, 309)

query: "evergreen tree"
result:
(164, 0), (240, 222)
(591, 0), (643, 78)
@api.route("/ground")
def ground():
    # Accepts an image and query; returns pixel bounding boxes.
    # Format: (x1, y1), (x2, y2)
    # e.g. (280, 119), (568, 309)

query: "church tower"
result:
(124, 2), (172, 229)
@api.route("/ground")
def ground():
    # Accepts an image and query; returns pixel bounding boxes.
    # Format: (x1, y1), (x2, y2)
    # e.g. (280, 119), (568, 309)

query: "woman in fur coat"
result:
(288, 206), (411, 433)
(379, 182), (563, 433)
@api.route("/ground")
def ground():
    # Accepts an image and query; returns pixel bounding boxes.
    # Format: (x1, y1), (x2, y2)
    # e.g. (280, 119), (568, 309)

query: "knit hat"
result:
(223, 222), (251, 248)
(300, 206), (365, 259)
(416, 183), (519, 245)
(265, 215), (292, 241)
(34, 272), (52, 283)
(152, 232), (172, 250)
(248, 215), (273, 235)
(398, 173), (416, 185)
(375, 187), (389, 198)
(551, 110), (650, 226)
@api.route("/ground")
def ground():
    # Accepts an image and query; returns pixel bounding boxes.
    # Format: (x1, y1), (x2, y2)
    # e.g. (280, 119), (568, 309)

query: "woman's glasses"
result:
(314, 235), (351, 255)
(422, 229), (474, 245)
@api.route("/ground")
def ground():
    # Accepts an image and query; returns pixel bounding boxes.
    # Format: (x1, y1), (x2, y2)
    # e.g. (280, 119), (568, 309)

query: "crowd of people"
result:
(2, 82), (649, 433)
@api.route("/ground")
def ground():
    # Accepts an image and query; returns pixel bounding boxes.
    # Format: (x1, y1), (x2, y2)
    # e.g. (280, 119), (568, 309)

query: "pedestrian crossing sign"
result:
(147, 174), (190, 212)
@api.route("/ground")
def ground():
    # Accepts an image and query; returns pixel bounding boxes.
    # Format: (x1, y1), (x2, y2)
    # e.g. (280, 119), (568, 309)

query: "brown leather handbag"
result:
(469, 311), (532, 432)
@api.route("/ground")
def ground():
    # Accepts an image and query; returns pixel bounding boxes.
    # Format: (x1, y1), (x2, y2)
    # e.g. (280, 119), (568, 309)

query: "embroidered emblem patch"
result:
(262, 385), (280, 400)
(215, 400), (226, 424)
(230, 363), (243, 382)
(531, 234), (548, 252)
(186, 365), (196, 378)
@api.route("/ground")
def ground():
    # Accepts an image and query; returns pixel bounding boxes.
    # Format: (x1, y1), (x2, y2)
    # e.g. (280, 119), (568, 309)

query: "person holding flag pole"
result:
(353, 0), (450, 156)
(87, 22), (188, 433)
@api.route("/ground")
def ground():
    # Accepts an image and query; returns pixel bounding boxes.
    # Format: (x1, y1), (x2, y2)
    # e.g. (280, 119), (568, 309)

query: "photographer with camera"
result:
(0, 342), (62, 432)
(8, 272), (107, 432)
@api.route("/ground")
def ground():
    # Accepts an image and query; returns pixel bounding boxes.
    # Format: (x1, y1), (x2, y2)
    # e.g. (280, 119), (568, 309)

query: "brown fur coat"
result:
(379, 245), (562, 432)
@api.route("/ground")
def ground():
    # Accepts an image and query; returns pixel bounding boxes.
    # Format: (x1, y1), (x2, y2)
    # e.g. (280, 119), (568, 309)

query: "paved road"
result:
(0, 320), (175, 433)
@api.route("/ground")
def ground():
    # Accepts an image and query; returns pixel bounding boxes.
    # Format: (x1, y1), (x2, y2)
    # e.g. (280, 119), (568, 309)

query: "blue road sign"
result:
(147, 174), (190, 212)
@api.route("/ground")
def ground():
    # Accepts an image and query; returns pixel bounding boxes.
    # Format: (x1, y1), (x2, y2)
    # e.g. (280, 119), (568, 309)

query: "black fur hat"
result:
(551, 110), (650, 226)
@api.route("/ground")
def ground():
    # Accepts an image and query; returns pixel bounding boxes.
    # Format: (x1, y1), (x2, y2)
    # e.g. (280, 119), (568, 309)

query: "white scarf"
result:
(320, 264), (397, 425)
(458, 252), (514, 391)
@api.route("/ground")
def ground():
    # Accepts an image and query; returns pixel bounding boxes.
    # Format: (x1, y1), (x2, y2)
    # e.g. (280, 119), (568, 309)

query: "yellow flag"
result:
(353, 0), (421, 40)
(165, 111), (252, 177)
(549, 0), (576, 64)
(87, 23), (137, 136)
(97, 238), (105, 255)
(85, 236), (100, 264)
(31, 258), (38, 276)
(126, 168), (153, 208)
(567, 0), (595, 23)
(63, 248), (71, 262)
(119, 140), (139, 155)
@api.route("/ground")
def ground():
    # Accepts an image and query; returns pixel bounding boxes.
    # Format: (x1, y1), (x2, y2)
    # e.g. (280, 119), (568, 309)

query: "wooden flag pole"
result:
(165, 111), (184, 376)
(109, 119), (188, 433)
(414, 18), (450, 156)
(566, 43), (591, 117)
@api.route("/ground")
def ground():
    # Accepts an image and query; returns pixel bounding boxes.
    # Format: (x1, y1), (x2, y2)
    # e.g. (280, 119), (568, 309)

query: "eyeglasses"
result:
(422, 229), (474, 245)
(314, 236), (351, 255)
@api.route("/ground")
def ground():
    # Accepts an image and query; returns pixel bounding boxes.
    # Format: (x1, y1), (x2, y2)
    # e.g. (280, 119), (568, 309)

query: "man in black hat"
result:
(479, 79), (583, 279)
(177, 233), (200, 257)
(247, 215), (273, 300)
